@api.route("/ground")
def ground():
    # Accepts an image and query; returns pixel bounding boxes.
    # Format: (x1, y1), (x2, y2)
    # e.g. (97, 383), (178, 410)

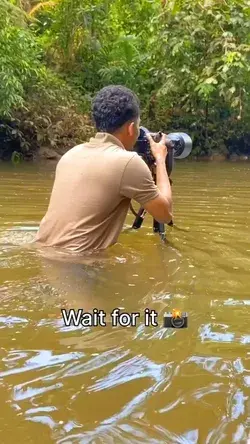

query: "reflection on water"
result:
(0, 161), (250, 443)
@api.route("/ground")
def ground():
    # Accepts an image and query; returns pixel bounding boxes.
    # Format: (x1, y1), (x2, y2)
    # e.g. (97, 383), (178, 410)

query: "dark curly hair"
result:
(91, 85), (140, 133)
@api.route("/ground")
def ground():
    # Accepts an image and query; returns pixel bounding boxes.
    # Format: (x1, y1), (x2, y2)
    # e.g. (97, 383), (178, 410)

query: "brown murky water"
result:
(0, 161), (250, 444)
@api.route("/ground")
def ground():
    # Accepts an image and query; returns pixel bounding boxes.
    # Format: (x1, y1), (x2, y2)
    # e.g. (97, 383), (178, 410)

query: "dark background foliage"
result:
(1, 0), (249, 160)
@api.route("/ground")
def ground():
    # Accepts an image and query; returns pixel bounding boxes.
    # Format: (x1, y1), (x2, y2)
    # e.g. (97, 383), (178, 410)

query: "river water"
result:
(0, 161), (249, 444)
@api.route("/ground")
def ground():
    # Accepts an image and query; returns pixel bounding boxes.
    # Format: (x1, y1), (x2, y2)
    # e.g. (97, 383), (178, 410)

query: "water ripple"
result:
(0, 350), (84, 377)
(88, 355), (167, 392)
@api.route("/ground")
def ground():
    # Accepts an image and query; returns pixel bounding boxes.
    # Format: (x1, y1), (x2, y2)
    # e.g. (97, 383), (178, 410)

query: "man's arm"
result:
(120, 145), (173, 224)
(143, 133), (173, 223)
(143, 168), (172, 223)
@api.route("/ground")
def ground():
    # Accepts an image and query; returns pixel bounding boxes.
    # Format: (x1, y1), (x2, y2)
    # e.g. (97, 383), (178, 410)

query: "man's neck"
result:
(111, 131), (129, 150)
(93, 132), (126, 150)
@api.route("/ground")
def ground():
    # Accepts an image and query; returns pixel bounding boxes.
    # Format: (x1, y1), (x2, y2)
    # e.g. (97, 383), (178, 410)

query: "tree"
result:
(1, 0), (250, 157)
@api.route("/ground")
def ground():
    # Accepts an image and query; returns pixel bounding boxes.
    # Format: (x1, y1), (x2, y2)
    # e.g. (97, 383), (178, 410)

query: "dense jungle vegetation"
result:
(0, 0), (250, 161)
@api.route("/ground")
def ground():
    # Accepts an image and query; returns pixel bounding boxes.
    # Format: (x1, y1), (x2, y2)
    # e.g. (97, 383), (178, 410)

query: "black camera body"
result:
(163, 312), (188, 328)
(134, 126), (192, 176)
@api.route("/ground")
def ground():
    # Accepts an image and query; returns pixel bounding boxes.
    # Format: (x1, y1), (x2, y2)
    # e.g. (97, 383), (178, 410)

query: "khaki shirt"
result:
(35, 132), (159, 253)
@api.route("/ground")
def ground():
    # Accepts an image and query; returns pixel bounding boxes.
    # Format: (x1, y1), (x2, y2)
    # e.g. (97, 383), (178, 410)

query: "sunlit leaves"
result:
(1, 0), (250, 156)
(0, 10), (44, 116)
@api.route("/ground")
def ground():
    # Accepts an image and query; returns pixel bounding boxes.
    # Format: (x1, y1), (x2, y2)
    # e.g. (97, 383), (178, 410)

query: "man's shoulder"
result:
(57, 142), (145, 171)
(61, 143), (86, 159)
(108, 149), (147, 172)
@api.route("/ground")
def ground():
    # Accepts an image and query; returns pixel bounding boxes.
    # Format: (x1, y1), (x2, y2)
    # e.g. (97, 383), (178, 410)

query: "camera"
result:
(134, 126), (192, 176)
(163, 311), (188, 328)
(131, 127), (192, 236)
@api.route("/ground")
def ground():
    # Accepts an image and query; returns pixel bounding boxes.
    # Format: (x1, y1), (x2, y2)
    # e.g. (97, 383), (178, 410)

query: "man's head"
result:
(92, 85), (140, 150)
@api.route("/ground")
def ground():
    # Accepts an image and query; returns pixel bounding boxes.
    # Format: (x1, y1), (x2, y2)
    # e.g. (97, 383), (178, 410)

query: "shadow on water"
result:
(0, 161), (250, 443)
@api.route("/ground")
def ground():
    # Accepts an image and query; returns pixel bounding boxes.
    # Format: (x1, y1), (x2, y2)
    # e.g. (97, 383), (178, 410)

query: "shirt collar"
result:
(90, 132), (125, 149)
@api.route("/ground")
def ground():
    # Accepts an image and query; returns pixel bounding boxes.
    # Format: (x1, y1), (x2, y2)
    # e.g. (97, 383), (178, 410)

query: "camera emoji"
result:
(163, 310), (188, 328)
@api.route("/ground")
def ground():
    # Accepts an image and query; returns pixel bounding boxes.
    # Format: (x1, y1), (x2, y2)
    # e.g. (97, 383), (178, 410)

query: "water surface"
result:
(0, 161), (250, 443)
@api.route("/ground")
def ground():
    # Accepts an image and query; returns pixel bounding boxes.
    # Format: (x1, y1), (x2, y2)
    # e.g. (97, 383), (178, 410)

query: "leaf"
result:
(231, 97), (240, 108)
(11, 151), (22, 164)
(204, 77), (218, 85)
(229, 86), (236, 94)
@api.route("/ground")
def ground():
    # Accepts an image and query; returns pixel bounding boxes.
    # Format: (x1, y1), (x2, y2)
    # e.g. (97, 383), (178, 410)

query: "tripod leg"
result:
(153, 220), (165, 233)
(153, 219), (167, 242)
(132, 207), (147, 229)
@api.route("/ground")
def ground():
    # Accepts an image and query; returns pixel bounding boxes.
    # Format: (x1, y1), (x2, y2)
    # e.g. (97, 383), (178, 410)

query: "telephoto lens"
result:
(134, 126), (192, 171)
(166, 133), (192, 159)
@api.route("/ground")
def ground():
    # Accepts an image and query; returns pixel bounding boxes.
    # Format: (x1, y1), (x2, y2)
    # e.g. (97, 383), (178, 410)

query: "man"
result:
(35, 85), (173, 253)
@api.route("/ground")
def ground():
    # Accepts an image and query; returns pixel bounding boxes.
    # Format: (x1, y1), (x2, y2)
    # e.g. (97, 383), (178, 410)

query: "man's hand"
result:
(146, 132), (168, 162)
(143, 132), (173, 224)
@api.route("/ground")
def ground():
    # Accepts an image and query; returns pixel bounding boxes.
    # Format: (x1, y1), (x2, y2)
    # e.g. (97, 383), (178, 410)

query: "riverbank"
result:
(192, 153), (249, 161)
(1, 143), (250, 164)
(15, 150), (249, 165)
(1, 112), (249, 164)
(24, 146), (250, 163)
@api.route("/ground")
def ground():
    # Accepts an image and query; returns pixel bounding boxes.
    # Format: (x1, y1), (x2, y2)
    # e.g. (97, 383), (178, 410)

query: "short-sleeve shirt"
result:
(35, 132), (159, 253)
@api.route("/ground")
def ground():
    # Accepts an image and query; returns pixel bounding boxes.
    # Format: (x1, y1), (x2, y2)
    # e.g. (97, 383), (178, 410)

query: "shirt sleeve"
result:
(120, 154), (159, 206)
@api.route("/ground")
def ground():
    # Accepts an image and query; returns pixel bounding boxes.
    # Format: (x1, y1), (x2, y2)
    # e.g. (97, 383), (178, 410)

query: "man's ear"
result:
(128, 121), (135, 136)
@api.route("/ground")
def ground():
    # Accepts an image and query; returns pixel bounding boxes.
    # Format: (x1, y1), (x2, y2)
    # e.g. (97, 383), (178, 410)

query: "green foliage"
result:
(0, 0), (45, 117)
(0, 0), (94, 159)
(11, 151), (23, 164)
(1, 0), (250, 159)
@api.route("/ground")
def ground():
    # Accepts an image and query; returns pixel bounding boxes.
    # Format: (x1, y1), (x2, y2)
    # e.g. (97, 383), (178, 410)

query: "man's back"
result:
(35, 133), (159, 253)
